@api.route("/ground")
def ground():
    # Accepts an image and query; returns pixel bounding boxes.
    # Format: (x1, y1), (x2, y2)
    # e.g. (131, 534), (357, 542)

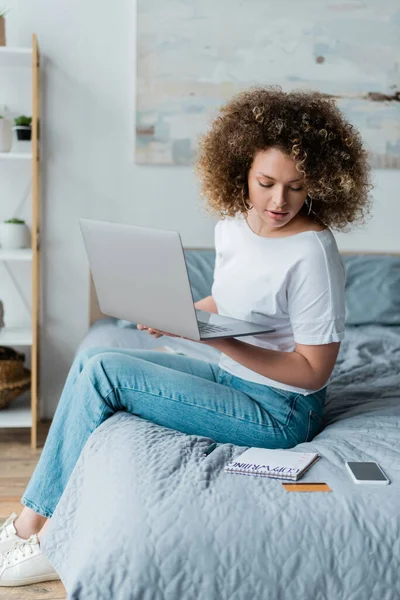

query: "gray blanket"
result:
(42, 324), (400, 600)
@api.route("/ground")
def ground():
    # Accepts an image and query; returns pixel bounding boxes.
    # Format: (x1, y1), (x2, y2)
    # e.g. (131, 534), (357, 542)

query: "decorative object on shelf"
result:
(0, 217), (30, 249)
(0, 300), (4, 333)
(0, 8), (7, 46)
(13, 115), (32, 141)
(0, 346), (31, 410)
(0, 115), (12, 152)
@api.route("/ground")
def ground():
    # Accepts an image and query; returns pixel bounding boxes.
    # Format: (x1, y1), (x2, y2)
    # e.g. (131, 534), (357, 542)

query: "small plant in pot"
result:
(13, 115), (32, 141)
(0, 218), (30, 249)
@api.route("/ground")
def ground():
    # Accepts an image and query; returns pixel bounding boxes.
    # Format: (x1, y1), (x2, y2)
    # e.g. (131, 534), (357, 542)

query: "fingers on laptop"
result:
(138, 325), (184, 339)
(137, 324), (163, 338)
(149, 328), (163, 338)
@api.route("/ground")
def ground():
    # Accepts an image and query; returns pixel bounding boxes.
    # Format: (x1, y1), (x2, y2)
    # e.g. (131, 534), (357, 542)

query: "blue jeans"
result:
(22, 347), (326, 518)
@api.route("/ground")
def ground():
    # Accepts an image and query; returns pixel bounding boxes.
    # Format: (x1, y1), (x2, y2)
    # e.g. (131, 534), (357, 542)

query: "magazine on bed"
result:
(224, 447), (320, 480)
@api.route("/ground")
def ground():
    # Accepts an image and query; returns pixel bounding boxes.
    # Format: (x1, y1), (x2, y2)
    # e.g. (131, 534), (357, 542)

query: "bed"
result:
(41, 250), (400, 600)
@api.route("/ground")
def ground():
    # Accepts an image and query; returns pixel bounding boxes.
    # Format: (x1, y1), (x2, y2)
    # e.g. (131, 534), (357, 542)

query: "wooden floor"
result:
(0, 422), (67, 599)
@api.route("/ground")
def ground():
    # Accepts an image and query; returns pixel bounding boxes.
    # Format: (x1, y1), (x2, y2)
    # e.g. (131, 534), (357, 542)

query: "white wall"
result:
(2, 0), (399, 417)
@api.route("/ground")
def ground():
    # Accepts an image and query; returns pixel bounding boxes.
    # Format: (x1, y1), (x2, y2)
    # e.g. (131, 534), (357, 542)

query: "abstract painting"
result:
(136, 0), (400, 167)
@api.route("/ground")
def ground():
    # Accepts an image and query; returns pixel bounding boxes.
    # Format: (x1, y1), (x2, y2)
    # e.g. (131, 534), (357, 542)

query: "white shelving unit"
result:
(0, 47), (32, 67)
(0, 391), (31, 427)
(0, 327), (33, 346)
(0, 36), (41, 448)
(0, 152), (32, 159)
(0, 248), (33, 261)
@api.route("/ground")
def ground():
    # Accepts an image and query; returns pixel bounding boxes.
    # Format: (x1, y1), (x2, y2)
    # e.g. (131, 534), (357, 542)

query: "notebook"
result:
(224, 447), (320, 481)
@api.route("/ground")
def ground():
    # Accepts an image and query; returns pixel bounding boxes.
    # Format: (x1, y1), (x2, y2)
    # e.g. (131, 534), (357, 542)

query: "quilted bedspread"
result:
(41, 324), (400, 600)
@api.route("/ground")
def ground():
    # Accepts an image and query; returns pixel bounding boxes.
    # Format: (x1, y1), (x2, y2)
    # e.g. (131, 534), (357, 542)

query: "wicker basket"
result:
(0, 346), (31, 410)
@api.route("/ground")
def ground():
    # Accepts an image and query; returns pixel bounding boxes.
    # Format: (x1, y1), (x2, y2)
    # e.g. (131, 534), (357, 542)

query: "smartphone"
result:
(345, 461), (390, 485)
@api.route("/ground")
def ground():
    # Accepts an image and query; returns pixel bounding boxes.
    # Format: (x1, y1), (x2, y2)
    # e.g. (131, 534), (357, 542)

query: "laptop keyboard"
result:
(198, 322), (231, 334)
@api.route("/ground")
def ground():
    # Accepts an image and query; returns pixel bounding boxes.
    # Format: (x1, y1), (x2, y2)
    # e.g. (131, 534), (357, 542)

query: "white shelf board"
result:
(0, 248), (32, 261)
(0, 327), (32, 346)
(0, 152), (32, 159)
(0, 47), (32, 67)
(0, 391), (31, 428)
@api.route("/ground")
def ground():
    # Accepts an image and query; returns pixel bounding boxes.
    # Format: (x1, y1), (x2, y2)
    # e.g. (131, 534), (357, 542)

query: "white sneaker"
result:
(0, 513), (26, 554)
(0, 534), (60, 587)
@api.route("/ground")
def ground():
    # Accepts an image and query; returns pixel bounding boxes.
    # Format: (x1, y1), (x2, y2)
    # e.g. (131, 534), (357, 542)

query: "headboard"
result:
(90, 272), (105, 326)
(89, 249), (399, 327)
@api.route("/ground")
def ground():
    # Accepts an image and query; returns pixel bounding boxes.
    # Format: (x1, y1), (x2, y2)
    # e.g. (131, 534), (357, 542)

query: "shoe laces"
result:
(0, 513), (18, 541)
(0, 535), (38, 567)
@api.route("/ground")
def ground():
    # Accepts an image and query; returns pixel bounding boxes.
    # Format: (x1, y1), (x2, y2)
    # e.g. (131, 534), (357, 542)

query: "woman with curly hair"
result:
(0, 86), (372, 587)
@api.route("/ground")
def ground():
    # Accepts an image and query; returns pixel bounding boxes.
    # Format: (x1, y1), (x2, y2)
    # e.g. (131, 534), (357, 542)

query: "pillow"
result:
(183, 252), (400, 325)
(115, 249), (217, 328)
(115, 251), (400, 329)
(343, 255), (400, 325)
(183, 249), (216, 302)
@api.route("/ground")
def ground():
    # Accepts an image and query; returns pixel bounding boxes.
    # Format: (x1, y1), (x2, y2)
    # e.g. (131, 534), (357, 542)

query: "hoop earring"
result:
(242, 195), (252, 212)
(306, 197), (313, 216)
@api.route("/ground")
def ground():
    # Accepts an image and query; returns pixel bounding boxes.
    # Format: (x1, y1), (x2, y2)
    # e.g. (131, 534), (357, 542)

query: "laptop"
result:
(79, 218), (275, 341)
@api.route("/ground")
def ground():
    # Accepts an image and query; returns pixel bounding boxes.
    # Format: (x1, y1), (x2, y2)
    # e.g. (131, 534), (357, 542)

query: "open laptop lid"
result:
(79, 218), (201, 340)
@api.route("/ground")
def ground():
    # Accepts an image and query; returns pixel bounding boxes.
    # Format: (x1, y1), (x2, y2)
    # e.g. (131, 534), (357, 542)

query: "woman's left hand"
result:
(137, 324), (218, 346)
(137, 324), (195, 341)
(137, 324), (178, 339)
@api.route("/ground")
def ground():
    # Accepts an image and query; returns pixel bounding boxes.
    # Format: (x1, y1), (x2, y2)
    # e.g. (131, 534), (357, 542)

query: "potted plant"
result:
(0, 115), (12, 152)
(0, 8), (7, 47)
(13, 115), (32, 141)
(0, 218), (30, 249)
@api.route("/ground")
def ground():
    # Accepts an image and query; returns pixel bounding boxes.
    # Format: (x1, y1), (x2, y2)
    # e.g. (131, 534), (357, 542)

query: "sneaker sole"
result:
(0, 572), (60, 586)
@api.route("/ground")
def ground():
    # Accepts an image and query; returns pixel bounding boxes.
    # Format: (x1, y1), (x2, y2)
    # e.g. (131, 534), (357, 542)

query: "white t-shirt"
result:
(211, 213), (346, 396)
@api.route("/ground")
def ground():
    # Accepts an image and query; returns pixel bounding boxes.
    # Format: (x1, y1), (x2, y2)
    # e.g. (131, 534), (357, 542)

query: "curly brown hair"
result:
(195, 86), (373, 231)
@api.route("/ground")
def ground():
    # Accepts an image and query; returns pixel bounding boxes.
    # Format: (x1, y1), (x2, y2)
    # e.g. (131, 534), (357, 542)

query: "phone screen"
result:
(347, 462), (387, 481)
